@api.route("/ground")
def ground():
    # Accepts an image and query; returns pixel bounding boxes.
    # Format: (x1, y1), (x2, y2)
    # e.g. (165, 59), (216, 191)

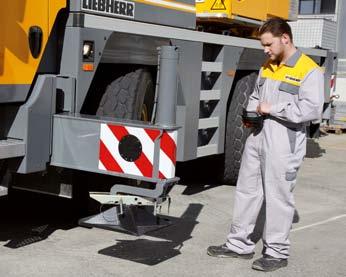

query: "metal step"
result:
(198, 117), (220, 129)
(200, 89), (221, 101)
(0, 139), (25, 159)
(201, 62), (223, 72)
(197, 144), (219, 157)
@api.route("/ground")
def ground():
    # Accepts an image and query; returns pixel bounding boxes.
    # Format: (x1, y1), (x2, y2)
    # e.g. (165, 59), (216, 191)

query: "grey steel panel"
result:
(71, 0), (195, 29)
(101, 33), (169, 64)
(337, 0), (346, 59)
(171, 40), (203, 161)
(83, 14), (263, 49)
(0, 85), (30, 103)
(56, 76), (76, 112)
(0, 139), (25, 159)
(213, 45), (243, 153)
(51, 115), (123, 178)
(8, 76), (56, 173)
(55, 112), (177, 130)
(59, 27), (112, 113)
(51, 113), (175, 182)
(322, 51), (338, 102)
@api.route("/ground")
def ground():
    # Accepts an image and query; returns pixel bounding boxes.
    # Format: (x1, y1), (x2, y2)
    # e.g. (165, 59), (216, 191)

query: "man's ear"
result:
(281, 33), (290, 45)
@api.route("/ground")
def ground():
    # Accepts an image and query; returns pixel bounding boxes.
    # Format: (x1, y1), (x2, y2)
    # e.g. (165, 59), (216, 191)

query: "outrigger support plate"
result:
(79, 205), (171, 236)
(79, 178), (177, 235)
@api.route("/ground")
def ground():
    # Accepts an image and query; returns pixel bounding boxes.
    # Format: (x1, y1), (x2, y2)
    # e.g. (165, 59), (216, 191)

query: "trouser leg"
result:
(226, 136), (264, 254)
(262, 154), (298, 259)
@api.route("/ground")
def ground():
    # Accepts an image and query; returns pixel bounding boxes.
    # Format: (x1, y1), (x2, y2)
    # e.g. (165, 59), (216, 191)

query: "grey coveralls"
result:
(226, 50), (324, 259)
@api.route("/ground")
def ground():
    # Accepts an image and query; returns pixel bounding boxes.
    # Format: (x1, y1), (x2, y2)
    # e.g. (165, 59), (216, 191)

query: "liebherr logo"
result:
(82, 0), (135, 18)
(285, 75), (301, 83)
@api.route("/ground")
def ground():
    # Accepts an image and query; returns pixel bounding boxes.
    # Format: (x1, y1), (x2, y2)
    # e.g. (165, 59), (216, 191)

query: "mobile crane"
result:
(0, 0), (336, 234)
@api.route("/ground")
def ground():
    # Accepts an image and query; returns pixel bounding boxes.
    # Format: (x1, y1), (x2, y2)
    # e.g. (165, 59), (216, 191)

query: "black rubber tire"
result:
(96, 68), (154, 120)
(223, 72), (258, 185)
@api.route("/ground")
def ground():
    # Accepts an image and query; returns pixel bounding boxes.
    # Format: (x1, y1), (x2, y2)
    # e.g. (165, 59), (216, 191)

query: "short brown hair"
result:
(258, 18), (293, 41)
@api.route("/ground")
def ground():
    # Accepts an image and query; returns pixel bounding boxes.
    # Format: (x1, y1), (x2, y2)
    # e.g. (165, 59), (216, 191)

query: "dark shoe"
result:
(252, 255), (288, 272)
(207, 244), (254, 259)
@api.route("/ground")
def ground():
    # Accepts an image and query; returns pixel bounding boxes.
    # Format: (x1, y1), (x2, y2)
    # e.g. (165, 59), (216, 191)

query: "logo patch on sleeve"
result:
(82, 0), (135, 18)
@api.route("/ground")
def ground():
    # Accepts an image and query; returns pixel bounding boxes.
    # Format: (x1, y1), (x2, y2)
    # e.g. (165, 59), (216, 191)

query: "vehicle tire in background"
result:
(222, 72), (258, 185)
(96, 68), (154, 121)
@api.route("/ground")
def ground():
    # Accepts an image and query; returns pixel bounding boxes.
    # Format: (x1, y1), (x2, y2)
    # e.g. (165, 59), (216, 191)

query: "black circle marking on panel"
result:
(118, 135), (142, 162)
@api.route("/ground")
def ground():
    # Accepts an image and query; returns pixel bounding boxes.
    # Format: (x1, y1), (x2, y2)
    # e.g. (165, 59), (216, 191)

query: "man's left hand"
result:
(257, 102), (272, 115)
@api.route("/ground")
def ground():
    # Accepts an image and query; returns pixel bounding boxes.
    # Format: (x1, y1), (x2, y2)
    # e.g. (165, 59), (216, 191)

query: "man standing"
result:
(207, 18), (324, 272)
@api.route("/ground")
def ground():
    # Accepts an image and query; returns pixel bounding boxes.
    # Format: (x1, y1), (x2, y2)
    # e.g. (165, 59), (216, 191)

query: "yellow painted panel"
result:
(0, 0), (66, 86)
(49, 0), (67, 30)
(231, 0), (267, 21)
(196, 0), (232, 17)
(196, 0), (291, 21)
(267, 0), (289, 19)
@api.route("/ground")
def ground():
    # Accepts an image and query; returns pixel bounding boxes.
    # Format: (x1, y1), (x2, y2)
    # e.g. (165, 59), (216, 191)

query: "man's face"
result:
(260, 32), (286, 63)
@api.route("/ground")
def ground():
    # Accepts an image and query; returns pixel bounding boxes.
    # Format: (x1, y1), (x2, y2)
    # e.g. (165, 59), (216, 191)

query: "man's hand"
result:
(243, 121), (253, 128)
(257, 102), (272, 115)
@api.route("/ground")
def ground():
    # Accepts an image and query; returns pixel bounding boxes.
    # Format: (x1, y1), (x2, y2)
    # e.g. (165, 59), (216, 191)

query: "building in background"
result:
(289, 0), (346, 121)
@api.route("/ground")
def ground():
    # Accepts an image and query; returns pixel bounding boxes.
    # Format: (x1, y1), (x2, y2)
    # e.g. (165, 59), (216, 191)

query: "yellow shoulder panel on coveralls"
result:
(261, 52), (320, 88)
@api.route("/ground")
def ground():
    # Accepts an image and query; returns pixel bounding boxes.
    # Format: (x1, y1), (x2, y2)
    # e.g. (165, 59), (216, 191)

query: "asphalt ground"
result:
(0, 134), (345, 277)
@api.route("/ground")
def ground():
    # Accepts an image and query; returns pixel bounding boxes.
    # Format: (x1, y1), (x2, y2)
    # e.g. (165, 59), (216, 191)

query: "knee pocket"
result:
(285, 171), (297, 181)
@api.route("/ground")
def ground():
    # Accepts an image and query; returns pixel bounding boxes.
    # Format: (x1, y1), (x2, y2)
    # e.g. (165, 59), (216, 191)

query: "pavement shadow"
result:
(177, 156), (223, 195)
(306, 139), (326, 158)
(0, 191), (80, 249)
(98, 203), (203, 265)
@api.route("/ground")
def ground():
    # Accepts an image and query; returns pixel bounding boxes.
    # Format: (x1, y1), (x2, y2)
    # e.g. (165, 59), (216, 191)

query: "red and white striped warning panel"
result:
(330, 74), (336, 91)
(158, 130), (178, 179)
(98, 124), (177, 179)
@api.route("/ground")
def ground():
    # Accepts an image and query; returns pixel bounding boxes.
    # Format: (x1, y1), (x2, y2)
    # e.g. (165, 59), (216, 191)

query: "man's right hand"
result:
(243, 121), (253, 128)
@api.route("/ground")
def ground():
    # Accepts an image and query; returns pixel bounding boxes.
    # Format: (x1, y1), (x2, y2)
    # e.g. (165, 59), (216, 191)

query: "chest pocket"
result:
(278, 81), (300, 103)
(279, 82), (300, 95)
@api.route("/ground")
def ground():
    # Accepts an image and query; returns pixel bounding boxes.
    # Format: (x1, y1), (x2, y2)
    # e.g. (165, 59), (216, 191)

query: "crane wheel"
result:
(96, 68), (154, 121)
(222, 72), (258, 185)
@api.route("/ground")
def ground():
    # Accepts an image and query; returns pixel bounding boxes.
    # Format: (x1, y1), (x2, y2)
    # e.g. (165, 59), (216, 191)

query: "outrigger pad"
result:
(78, 205), (171, 236)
